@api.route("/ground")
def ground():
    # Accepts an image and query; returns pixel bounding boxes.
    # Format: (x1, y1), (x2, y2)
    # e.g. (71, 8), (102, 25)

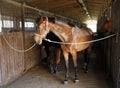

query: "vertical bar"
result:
(0, 8), (2, 84)
(21, 2), (26, 72)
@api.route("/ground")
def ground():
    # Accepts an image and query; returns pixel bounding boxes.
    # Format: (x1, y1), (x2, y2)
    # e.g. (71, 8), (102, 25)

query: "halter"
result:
(34, 33), (46, 38)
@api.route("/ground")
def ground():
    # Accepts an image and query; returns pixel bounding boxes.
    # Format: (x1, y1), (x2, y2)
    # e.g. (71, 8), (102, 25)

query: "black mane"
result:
(67, 21), (76, 27)
(36, 16), (55, 24)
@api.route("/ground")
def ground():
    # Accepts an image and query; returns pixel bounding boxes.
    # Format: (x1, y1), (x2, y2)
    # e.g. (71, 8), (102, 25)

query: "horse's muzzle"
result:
(36, 40), (42, 45)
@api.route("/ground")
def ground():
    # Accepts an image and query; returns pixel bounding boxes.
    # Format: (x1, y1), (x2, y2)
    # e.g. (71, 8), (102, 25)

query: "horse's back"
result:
(73, 27), (93, 40)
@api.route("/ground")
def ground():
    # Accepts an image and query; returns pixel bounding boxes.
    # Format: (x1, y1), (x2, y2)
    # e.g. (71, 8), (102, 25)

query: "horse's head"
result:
(101, 16), (112, 33)
(34, 17), (50, 45)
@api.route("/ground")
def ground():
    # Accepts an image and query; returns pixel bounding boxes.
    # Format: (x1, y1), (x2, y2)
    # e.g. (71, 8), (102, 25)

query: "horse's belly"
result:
(76, 44), (90, 51)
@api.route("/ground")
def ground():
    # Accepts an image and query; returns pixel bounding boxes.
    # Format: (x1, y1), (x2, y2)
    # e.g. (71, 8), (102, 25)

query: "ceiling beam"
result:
(86, 1), (110, 5)
(47, 0), (76, 9)
(50, 2), (76, 10)
(76, 0), (92, 20)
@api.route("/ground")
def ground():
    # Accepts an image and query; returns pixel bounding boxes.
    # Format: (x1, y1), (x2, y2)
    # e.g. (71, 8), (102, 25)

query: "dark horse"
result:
(36, 17), (61, 73)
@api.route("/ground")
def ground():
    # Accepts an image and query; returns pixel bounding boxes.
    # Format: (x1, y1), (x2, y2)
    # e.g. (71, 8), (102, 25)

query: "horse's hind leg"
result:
(84, 48), (91, 73)
(45, 46), (50, 65)
(72, 51), (79, 83)
(54, 47), (61, 73)
(56, 47), (61, 65)
(44, 46), (54, 73)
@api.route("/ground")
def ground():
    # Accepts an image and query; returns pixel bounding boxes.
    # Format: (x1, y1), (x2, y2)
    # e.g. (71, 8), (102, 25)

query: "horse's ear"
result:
(106, 16), (110, 21)
(38, 16), (44, 25)
(41, 16), (43, 21)
(46, 17), (48, 21)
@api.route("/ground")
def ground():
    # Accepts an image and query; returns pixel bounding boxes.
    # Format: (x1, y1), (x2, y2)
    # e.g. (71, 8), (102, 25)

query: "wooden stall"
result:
(97, 0), (120, 88)
(0, 0), (41, 86)
(0, 32), (40, 85)
(1, 0), (120, 88)
(111, 0), (120, 88)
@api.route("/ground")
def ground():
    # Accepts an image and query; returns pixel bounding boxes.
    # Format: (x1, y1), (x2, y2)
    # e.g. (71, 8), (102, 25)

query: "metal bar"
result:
(21, 2), (26, 72)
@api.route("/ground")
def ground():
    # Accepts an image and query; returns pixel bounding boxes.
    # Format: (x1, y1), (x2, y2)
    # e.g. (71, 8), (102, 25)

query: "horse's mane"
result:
(36, 16), (55, 24)
(48, 17), (55, 23)
(67, 21), (76, 27)
(37, 16), (77, 28)
(55, 20), (77, 27)
(55, 21), (71, 27)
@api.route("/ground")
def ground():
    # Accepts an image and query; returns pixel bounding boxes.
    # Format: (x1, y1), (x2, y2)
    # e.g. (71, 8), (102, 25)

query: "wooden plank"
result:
(24, 32), (40, 70)
(0, 36), (2, 84)
(0, 32), (41, 85)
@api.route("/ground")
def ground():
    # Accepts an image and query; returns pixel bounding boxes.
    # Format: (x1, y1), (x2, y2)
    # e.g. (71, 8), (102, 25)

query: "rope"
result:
(1, 32), (117, 52)
(1, 33), (37, 53)
(44, 33), (117, 45)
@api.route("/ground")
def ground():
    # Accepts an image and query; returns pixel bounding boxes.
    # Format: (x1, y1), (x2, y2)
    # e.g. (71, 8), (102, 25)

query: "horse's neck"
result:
(49, 22), (72, 43)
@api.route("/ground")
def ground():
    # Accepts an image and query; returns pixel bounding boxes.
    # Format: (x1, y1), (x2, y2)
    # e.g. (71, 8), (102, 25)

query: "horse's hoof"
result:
(85, 70), (88, 73)
(49, 65), (54, 74)
(50, 70), (54, 74)
(63, 80), (68, 84)
(54, 69), (61, 74)
(55, 64), (61, 73)
(74, 79), (79, 83)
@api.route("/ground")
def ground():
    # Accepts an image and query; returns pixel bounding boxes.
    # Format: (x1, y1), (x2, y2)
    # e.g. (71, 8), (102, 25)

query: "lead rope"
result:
(1, 32), (118, 52)
(1, 33), (37, 53)
(44, 33), (117, 44)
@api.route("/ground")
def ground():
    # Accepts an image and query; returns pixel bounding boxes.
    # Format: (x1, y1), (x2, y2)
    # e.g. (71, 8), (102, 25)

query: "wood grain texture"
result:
(0, 32), (41, 86)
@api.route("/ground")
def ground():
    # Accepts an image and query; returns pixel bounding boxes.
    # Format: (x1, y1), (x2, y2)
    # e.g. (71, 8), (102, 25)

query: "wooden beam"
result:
(50, 2), (76, 10)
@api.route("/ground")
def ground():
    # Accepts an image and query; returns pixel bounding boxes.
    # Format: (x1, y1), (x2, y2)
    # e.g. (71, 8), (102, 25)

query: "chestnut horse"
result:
(34, 17), (93, 84)
(101, 16), (112, 33)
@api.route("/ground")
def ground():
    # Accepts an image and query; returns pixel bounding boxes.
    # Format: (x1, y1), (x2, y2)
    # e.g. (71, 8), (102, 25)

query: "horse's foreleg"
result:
(45, 46), (54, 73)
(63, 50), (69, 84)
(72, 52), (79, 83)
(45, 46), (50, 65)
(84, 48), (91, 73)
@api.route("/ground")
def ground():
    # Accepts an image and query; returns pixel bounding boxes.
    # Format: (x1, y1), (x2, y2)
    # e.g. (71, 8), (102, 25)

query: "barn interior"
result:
(0, 0), (120, 88)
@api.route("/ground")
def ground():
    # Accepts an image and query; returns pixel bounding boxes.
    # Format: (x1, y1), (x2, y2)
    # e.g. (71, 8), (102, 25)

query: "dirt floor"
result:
(2, 48), (113, 88)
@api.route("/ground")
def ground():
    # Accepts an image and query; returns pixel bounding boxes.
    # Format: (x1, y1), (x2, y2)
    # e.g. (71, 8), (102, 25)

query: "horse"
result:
(41, 32), (61, 73)
(36, 17), (61, 73)
(34, 17), (93, 84)
(97, 15), (112, 78)
(100, 16), (112, 33)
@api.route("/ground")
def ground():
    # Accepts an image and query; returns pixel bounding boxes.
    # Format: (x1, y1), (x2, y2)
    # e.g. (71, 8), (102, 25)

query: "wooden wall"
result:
(112, 0), (120, 88)
(97, 0), (120, 88)
(24, 32), (41, 70)
(0, 32), (41, 86)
